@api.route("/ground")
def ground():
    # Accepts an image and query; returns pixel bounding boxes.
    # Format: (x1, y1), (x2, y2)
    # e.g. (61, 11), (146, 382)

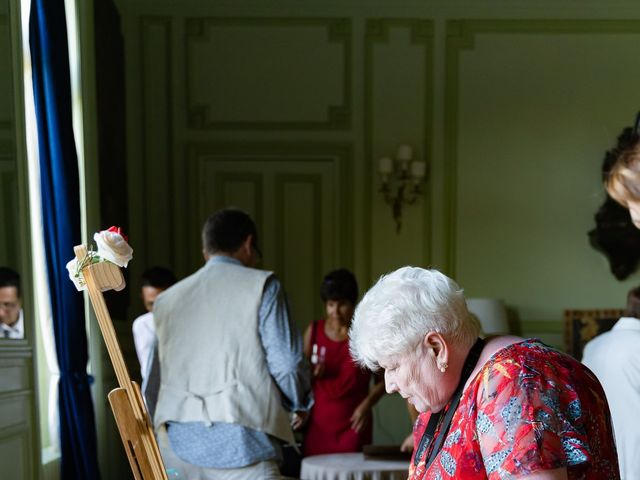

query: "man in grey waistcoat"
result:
(146, 208), (312, 479)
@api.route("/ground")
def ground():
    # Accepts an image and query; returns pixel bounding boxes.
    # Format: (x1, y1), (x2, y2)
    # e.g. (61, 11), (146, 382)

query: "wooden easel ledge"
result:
(74, 244), (168, 479)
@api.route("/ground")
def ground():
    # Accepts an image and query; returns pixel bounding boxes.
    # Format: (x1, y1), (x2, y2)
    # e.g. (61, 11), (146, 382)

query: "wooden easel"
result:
(74, 245), (167, 480)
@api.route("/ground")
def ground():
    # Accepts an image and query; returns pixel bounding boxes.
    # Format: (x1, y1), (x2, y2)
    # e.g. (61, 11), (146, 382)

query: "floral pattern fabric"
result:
(409, 340), (619, 480)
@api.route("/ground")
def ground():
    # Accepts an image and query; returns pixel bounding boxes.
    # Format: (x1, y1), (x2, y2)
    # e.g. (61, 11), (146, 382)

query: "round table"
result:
(300, 452), (409, 480)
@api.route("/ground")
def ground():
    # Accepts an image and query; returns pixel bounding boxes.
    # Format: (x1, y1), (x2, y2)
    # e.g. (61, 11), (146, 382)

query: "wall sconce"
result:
(378, 144), (427, 233)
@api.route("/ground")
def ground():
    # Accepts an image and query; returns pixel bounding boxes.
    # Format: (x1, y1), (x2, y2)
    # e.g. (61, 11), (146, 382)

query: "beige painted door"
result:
(193, 143), (354, 331)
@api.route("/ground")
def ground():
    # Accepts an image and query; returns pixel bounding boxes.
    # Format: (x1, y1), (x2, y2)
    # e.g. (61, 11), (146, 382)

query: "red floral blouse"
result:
(409, 340), (619, 479)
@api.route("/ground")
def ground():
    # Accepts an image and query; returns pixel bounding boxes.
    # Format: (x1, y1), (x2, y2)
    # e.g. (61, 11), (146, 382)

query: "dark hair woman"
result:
(302, 269), (385, 457)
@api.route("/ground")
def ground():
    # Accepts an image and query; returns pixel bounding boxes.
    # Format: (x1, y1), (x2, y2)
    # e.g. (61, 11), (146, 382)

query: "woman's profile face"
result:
(380, 349), (450, 413)
(325, 299), (355, 325)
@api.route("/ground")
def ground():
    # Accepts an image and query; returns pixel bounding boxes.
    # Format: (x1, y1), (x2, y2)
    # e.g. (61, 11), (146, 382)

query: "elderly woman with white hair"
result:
(349, 267), (619, 480)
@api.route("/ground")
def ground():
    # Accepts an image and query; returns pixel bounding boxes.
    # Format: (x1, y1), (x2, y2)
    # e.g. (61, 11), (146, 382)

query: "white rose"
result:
(66, 258), (86, 291)
(94, 229), (133, 267)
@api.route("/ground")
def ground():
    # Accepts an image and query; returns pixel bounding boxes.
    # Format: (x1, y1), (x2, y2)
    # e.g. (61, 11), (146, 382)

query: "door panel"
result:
(0, 353), (35, 479)
(196, 145), (352, 330)
(0, 429), (30, 479)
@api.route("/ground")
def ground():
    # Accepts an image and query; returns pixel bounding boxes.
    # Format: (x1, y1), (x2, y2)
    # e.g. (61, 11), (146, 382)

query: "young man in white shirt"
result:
(132, 266), (176, 381)
(582, 286), (640, 480)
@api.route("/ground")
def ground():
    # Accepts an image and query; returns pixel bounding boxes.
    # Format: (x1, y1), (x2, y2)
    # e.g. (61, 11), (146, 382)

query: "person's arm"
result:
(132, 315), (153, 379)
(302, 322), (324, 378)
(141, 338), (160, 420)
(302, 321), (325, 378)
(258, 275), (313, 421)
(303, 322), (312, 358)
(350, 373), (386, 432)
(475, 349), (594, 479)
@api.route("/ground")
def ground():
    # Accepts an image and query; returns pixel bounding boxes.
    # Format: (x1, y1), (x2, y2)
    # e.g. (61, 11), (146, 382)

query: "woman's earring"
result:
(439, 362), (448, 373)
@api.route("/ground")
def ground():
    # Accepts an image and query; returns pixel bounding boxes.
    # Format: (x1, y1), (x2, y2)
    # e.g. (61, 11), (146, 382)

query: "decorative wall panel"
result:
(0, 429), (29, 479)
(275, 174), (323, 326)
(140, 17), (174, 267)
(185, 18), (352, 130)
(0, 15), (12, 130)
(0, 143), (18, 267)
(364, 19), (434, 283)
(0, 352), (32, 479)
(0, 359), (29, 392)
(0, 395), (27, 429)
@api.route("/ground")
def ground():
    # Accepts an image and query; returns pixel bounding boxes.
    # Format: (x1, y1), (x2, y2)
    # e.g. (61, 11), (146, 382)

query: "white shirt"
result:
(582, 317), (640, 480)
(1, 309), (24, 339)
(132, 311), (155, 381)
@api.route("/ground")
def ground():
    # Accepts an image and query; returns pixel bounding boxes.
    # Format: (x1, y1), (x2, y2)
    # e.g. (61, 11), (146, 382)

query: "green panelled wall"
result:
(5, 1), (640, 478)
(104, 1), (640, 456)
(448, 20), (640, 347)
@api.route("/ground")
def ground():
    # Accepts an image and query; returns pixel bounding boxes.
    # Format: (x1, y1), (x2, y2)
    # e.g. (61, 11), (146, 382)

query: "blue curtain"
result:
(30, 0), (101, 478)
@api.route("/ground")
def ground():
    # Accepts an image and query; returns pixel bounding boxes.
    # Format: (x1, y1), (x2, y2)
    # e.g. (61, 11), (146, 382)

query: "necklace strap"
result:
(413, 337), (486, 468)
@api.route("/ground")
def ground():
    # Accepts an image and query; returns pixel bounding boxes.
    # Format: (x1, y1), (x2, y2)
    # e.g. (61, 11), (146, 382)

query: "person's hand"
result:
(312, 362), (325, 378)
(350, 400), (371, 433)
(400, 432), (414, 452)
(290, 411), (309, 430)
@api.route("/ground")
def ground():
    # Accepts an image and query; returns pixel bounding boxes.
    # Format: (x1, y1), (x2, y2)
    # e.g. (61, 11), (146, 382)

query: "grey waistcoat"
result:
(152, 260), (294, 445)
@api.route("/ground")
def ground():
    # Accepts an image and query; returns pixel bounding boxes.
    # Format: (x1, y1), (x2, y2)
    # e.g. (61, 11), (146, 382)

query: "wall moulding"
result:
(0, 426), (31, 478)
(0, 14), (13, 130)
(0, 141), (18, 266)
(274, 172), (323, 306)
(363, 18), (434, 284)
(135, 17), (175, 276)
(181, 142), (354, 272)
(184, 17), (352, 131)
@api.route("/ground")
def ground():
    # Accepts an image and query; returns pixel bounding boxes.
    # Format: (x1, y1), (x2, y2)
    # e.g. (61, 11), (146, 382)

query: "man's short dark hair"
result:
(626, 286), (640, 318)
(0, 267), (20, 297)
(320, 269), (358, 305)
(202, 208), (259, 255)
(141, 267), (176, 290)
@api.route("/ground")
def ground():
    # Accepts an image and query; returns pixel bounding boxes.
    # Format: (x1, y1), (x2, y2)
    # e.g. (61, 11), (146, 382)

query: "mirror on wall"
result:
(0, 2), (24, 340)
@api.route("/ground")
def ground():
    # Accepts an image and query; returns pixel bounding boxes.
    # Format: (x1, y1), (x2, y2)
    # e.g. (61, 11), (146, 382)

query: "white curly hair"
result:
(349, 266), (480, 370)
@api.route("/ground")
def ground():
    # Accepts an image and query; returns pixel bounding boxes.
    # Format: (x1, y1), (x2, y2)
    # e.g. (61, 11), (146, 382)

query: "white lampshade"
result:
(466, 298), (509, 335)
(379, 156), (394, 174)
(396, 144), (413, 161)
(410, 160), (426, 179)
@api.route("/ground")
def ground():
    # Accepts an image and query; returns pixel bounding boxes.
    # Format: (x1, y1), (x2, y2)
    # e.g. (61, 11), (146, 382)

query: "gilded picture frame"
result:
(563, 309), (624, 360)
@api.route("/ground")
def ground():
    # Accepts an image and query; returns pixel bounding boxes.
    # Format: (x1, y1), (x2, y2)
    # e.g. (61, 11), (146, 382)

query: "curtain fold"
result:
(29, 0), (101, 478)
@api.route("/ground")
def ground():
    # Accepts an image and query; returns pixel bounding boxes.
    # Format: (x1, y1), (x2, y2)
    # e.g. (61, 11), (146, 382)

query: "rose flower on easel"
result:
(66, 226), (133, 291)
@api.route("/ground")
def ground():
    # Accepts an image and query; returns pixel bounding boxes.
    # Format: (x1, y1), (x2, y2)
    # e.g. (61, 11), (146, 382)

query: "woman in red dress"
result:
(349, 267), (620, 480)
(303, 269), (385, 457)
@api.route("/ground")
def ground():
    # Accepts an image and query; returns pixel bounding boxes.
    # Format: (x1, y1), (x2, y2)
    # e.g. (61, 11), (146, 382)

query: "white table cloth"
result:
(300, 452), (409, 480)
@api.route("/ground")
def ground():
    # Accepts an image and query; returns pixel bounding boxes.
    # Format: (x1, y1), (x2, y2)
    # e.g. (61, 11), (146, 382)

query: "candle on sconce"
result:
(377, 143), (427, 233)
(396, 144), (413, 161)
(378, 156), (394, 174)
(410, 160), (426, 179)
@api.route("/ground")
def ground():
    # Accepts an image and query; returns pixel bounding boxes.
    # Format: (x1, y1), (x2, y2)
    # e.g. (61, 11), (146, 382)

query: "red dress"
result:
(409, 340), (619, 479)
(303, 319), (373, 456)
